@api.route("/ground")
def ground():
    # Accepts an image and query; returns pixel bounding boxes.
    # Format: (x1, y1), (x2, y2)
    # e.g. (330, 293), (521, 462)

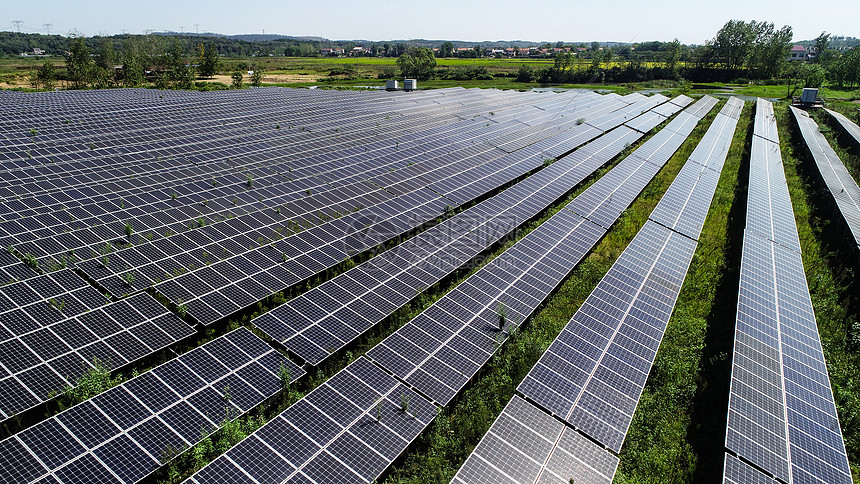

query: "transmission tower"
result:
(179, 25), (184, 34)
(194, 24), (199, 35)
(43, 23), (53, 35)
(12, 20), (23, 32)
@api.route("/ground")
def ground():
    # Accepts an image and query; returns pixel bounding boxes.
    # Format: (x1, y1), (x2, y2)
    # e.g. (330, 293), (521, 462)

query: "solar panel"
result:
(791, 106), (860, 248)
(723, 453), (776, 484)
(753, 98), (780, 144)
(0, 327), (304, 483)
(452, 395), (618, 484)
(518, 221), (696, 451)
(746, 136), (802, 253)
(651, 99), (744, 239)
(824, 108), (860, 149)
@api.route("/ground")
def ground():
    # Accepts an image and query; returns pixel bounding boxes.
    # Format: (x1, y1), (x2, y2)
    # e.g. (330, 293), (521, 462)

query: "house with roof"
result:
(788, 45), (809, 61)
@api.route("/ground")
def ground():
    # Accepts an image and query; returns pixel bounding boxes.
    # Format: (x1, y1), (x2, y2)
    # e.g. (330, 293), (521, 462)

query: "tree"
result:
(231, 71), (244, 88)
(121, 37), (146, 87)
(396, 47), (437, 80)
(37, 60), (55, 90)
(552, 51), (574, 81)
(665, 38), (683, 72)
(94, 37), (117, 87)
(473, 45), (482, 57)
(515, 64), (534, 82)
(829, 47), (860, 88)
(812, 32), (830, 63)
(748, 22), (792, 78)
(250, 67), (264, 87)
(439, 41), (453, 58)
(198, 43), (219, 77)
(513, 45), (520, 57)
(94, 37), (115, 71)
(712, 19), (755, 70)
(66, 36), (92, 89)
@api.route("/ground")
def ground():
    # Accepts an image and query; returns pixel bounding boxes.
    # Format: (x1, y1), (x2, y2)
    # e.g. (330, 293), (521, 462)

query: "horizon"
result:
(5, 29), (856, 47)
(5, 0), (858, 46)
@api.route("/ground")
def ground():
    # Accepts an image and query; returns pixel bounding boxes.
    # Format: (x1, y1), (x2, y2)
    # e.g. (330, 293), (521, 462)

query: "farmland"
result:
(0, 81), (858, 484)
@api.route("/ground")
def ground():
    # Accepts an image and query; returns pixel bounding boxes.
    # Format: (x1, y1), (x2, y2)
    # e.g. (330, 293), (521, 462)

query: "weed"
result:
(48, 298), (66, 312)
(496, 302), (507, 332)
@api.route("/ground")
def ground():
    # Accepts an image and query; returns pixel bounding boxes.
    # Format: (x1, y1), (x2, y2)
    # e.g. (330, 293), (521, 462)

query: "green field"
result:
(6, 56), (859, 101)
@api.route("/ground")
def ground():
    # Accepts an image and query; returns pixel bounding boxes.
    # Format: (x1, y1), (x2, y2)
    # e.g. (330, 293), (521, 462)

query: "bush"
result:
(378, 66), (397, 79)
(516, 65), (535, 83)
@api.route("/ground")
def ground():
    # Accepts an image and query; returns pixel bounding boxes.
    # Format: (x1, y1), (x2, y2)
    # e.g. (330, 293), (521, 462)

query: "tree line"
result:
(29, 35), (270, 91)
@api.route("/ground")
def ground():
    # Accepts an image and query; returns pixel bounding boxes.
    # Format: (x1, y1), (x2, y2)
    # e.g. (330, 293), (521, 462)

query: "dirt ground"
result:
(203, 73), (318, 84)
(0, 72), (320, 90)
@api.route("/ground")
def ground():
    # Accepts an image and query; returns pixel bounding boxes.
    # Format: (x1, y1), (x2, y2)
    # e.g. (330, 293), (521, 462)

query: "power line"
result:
(12, 20), (23, 32)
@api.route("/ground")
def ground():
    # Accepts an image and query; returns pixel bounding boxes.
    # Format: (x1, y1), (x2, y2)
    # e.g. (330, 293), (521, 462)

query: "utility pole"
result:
(12, 20), (23, 32)
(43, 23), (53, 35)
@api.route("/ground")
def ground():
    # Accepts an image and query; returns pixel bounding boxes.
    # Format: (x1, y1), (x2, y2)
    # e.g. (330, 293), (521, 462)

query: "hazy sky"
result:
(8, 0), (858, 44)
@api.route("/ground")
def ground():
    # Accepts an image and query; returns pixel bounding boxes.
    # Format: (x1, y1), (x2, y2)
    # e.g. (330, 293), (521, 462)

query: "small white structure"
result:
(800, 88), (818, 104)
(403, 79), (417, 91)
(386, 79), (398, 91)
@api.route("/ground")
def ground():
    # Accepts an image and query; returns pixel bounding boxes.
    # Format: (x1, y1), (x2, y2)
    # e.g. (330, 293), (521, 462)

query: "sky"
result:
(8, 0), (859, 44)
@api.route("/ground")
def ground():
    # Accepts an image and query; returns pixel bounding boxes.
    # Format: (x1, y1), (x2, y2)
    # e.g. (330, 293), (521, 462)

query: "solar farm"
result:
(0, 86), (858, 484)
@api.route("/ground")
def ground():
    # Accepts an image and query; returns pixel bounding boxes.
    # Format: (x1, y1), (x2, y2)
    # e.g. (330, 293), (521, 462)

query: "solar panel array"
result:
(454, 97), (740, 484)
(0, 87), (658, 418)
(723, 99), (852, 484)
(188, 95), (707, 484)
(188, 357), (436, 484)
(791, 106), (860, 251)
(824, 107), (860, 150)
(0, 327), (304, 483)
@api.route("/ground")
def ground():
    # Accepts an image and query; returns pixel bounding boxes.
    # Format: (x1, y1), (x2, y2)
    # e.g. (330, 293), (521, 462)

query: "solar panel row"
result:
(0, 327), (304, 484)
(452, 396), (618, 484)
(791, 106), (860, 249)
(824, 108), (860, 150)
(723, 99), (852, 484)
(456, 96), (738, 484)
